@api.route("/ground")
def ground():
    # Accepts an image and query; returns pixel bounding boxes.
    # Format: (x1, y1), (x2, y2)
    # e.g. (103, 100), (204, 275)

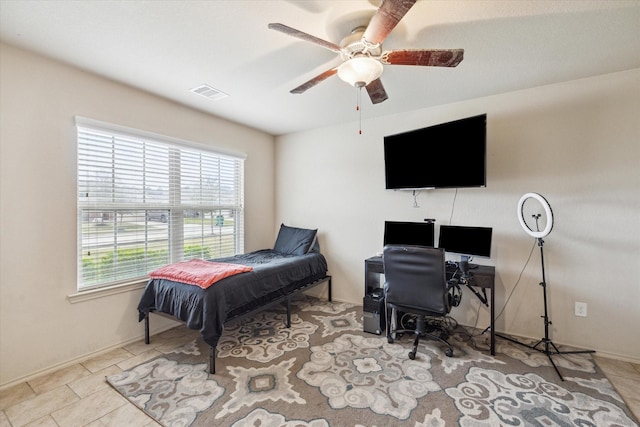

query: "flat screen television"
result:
(437, 225), (493, 263)
(384, 221), (434, 247)
(384, 114), (487, 190)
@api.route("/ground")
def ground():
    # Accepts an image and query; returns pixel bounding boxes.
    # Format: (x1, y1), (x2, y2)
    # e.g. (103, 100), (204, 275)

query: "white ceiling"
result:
(1, 0), (639, 136)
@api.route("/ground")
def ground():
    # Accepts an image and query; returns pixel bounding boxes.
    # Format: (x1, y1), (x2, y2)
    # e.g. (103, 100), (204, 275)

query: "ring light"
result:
(517, 192), (553, 238)
(501, 191), (593, 380)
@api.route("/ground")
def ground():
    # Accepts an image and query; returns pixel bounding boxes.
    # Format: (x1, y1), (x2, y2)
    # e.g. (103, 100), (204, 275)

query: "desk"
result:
(364, 256), (496, 355)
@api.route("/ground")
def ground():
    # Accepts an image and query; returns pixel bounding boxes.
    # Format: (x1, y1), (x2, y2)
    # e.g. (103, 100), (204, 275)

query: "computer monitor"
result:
(384, 221), (435, 247)
(438, 225), (493, 264)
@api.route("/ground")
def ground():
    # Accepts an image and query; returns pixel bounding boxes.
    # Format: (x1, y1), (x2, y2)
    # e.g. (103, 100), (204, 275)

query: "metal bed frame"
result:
(143, 275), (332, 374)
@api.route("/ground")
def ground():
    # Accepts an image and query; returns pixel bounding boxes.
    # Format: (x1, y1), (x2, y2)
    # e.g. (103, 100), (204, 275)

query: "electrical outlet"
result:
(575, 302), (587, 317)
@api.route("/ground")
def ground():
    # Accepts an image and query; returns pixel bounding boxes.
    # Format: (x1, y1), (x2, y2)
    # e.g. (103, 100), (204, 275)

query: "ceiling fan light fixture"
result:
(337, 56), (383, 87)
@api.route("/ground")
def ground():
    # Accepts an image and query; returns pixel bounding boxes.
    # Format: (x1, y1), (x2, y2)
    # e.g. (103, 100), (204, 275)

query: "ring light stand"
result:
(497, 193), (594, 381)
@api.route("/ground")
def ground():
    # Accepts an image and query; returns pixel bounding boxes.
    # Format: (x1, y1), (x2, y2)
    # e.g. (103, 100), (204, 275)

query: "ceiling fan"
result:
(268, 0), (464, 105)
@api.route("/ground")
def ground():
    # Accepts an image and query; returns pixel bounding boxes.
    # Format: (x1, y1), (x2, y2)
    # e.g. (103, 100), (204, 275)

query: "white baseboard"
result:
(0, 323), (178, 391)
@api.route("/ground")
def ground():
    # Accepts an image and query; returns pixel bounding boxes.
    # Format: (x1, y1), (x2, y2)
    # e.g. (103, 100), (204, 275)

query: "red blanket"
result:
(148, 259), (253, 289)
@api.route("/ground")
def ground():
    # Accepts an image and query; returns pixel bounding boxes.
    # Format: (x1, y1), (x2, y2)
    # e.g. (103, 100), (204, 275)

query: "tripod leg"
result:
(547, 339), (595, 356)
(495, 332), (534, 349)
(546, 340), (595, 356)
(555, 349), (596, 355)
(547, 353), (564, 381)
(549, 340), (561, 354)
(531, 338), (546, 352)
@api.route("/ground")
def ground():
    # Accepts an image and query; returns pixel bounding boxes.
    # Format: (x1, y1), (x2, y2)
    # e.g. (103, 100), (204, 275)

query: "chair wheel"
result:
(408, 351), (416, 360)
(445, 348), (454, 357)
(387, 336), (394, 344)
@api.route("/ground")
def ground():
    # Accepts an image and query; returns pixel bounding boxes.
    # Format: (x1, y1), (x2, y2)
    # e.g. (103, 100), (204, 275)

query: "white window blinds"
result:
(76, 118), (245, 290)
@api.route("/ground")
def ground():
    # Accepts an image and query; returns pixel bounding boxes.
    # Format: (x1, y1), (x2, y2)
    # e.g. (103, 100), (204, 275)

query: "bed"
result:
(137, 224), (331, 374)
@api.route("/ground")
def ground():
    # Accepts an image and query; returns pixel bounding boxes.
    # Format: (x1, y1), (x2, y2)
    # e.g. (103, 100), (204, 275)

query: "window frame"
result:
(74, 117), (246, 294)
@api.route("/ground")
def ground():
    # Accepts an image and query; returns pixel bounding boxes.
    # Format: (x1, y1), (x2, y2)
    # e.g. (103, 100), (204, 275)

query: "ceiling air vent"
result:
(189, 84), (229, 101)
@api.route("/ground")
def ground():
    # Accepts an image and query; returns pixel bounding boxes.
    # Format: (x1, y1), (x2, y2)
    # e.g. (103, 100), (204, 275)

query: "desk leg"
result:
(490, 286), (495, 356)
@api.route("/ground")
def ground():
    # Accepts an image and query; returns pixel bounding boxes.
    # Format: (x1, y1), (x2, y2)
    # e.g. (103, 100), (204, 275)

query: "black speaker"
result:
(363, 292), (386, 335)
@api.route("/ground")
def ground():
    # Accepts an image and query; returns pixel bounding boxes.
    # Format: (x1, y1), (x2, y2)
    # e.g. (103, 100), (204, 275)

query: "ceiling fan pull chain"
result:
(357, 86), (362, 134)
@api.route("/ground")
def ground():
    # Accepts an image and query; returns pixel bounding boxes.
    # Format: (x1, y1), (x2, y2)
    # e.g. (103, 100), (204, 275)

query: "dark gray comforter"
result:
(137, 249), (328, 348)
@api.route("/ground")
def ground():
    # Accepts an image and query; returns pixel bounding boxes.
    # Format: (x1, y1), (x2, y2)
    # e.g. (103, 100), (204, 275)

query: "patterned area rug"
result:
(107, 297), (638, 426)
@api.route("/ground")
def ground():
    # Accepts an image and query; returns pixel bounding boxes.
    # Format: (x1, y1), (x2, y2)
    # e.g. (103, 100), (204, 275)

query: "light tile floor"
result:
(1, 326), (639, 426)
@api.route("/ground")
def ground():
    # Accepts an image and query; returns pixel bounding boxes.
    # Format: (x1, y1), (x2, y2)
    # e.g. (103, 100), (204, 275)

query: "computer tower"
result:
(363, 291), (386, 335)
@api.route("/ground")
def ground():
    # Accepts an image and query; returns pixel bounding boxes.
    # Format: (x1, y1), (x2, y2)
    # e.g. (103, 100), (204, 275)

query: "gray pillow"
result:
(273, 224), (318, 255)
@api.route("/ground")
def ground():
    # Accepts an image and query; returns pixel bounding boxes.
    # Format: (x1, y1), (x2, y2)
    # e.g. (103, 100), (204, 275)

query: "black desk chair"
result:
(383, 245), (459, 359)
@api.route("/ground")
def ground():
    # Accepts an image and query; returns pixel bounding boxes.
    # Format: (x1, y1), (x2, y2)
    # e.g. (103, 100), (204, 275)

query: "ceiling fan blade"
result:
(366, 78), (389, 104)
(268, 23), (342, 53)
(290, 67), (339, 94)
(363, 0), (417, 45)
(381, 49), (464, 67)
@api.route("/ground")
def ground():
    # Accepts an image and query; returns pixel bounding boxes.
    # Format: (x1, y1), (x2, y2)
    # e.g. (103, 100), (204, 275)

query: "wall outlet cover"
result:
(575, 302), (588, 317)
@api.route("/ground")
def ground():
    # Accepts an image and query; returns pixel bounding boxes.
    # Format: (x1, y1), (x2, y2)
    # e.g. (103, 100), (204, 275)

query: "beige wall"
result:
(2, 40), (638, 387)
(275, 69), (640, 362)
(0, 43), (276, 386)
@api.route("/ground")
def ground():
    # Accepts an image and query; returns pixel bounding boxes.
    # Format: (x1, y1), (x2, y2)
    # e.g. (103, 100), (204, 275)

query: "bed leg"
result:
(328, 276), (332, 302)
(286, 296), (291, 328)
(209, 346), (215, 374)
(145, 314), (150, 344)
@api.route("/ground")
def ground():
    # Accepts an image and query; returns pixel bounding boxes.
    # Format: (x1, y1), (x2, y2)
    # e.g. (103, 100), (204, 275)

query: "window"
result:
(76, 117), (245, 291)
